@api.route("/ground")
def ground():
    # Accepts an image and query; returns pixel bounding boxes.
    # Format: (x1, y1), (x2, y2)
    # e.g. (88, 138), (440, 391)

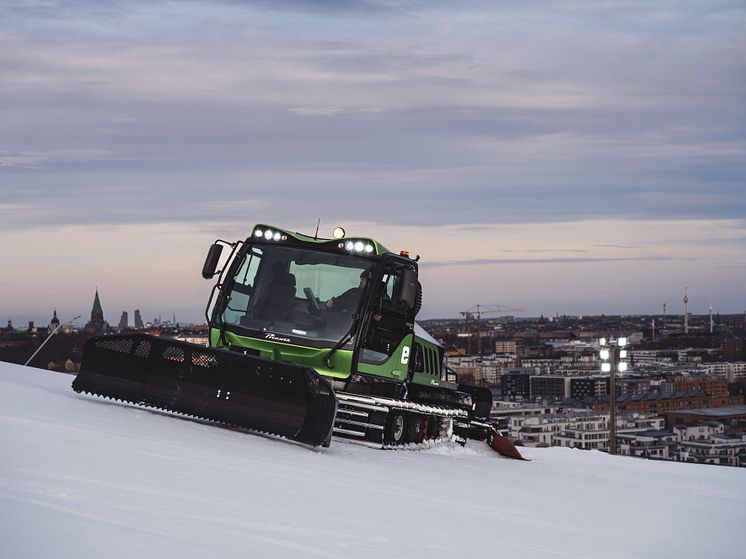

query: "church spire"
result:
(92, 288), (103, 318)
(85, 289), (109, 335)
(50, 308), (60, 331)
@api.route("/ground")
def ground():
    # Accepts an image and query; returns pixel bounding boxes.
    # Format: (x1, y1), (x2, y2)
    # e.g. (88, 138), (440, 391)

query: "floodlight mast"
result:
(609, 348), (617, 455)
(599, 336), (628, 456)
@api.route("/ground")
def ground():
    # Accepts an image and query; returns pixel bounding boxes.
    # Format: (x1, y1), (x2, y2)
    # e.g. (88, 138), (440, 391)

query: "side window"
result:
(222, 248), (262, 324)
(382, 273), (398, 300)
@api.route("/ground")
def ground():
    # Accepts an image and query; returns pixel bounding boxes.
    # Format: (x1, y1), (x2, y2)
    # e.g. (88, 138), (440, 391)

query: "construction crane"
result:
(460, 304), (525, 354)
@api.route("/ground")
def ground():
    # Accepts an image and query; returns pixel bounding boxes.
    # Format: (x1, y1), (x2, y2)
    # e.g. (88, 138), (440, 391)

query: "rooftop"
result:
(668, 406), (746, 417)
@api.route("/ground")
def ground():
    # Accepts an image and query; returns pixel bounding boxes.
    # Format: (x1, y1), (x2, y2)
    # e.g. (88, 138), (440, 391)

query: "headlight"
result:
(341, 238), (376, 255)
(253, 227), (287, 242)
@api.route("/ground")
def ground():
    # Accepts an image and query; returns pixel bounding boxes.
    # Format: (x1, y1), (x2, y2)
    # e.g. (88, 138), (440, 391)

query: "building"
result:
(665, 406), (746, 429)
(570, 376), (609, 399)
(721, 337), (744, 361)
(617, 430), (677, 460)
(530, 376), (569, 401)
(553, 414), (610, 450)
(552, 413), (665, 452)
(118, 311), (129, 331)
(508, 412), (577, 446)
(500, 369), (533, 401)
(673, 423), (746, 467)
(494, 340), (517, 353)
(84, 289), (110, 336)
(134, 309), (144, 330)
(592, 390), (710, 414)
(662, 374), (729, 397)
(49, 309), (60, 332)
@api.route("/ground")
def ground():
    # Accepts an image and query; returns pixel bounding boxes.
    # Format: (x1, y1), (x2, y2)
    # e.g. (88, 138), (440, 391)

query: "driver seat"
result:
(256, 264), (296, 321)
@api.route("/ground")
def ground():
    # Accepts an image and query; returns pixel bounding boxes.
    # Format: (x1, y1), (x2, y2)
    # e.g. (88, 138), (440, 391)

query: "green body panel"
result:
(356, 334), (414, 382)
(409, 336), (442, 388)
(411, 364), (440, 386)
(210, 328), (354, 380)
(210, 327), (440, 386)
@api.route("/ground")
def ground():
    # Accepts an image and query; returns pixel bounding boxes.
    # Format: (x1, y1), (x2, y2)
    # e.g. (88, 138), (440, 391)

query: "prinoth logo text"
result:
(264, 332), (291, 343)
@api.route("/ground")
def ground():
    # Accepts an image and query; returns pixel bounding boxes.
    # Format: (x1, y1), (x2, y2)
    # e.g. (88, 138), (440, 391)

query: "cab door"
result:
(355, 260), (416, 382)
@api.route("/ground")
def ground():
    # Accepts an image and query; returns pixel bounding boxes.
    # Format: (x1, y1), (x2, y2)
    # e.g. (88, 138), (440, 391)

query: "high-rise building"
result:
(118, 311), (129, 331)
(134, 309), (144, 330)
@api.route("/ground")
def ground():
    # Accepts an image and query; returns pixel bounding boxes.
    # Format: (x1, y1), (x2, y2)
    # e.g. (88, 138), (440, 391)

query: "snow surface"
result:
(2, 361), (745, 559)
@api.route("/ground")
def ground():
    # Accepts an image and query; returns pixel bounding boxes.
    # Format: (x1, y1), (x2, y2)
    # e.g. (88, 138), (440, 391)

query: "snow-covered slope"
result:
(1, 362), (744, 559)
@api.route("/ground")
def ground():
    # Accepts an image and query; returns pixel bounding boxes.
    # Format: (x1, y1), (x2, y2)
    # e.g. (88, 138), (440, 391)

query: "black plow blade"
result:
(72, 334), (337, 447)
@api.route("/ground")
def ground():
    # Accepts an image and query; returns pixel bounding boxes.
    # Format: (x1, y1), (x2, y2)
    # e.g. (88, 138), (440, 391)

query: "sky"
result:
(1, 0), (745, 325)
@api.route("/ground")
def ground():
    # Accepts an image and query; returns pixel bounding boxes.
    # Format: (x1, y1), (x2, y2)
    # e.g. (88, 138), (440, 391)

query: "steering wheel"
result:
(304, 287), (322, 316)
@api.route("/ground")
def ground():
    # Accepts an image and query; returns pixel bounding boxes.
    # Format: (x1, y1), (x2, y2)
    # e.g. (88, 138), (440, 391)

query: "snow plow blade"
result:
(488, 427), (528, 460)
(72, 334), (337, 447)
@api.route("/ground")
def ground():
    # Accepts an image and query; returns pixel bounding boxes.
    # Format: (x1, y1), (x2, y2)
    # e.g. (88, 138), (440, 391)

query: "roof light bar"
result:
(253, 227), (287, 242)
(338, 239), (375, 255)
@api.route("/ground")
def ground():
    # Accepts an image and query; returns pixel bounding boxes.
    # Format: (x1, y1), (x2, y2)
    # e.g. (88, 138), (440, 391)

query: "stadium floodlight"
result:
(598, 336), (631, 457)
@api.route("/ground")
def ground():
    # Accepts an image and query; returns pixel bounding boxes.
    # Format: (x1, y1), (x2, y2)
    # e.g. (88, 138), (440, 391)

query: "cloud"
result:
(1, 1), (744, 316)
(421, 256), (673, 269)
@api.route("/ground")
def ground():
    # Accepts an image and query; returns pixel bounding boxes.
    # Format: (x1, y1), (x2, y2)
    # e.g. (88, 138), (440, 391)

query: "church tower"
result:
(85, 289), (110, 335)
(49, 308), (61, 332)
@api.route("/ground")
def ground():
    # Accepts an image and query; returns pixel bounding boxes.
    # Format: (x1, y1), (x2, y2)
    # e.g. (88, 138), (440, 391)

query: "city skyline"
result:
(2, 1), (744, 320)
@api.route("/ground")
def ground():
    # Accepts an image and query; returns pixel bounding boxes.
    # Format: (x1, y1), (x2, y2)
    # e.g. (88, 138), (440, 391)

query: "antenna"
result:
(314, 218), (321, 240)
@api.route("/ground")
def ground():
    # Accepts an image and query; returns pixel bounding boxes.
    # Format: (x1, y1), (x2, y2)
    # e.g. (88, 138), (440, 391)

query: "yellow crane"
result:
(460, 304), (525, 354)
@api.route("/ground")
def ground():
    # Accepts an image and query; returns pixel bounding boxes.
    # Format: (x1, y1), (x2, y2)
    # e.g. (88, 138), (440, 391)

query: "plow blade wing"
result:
(72, 334), (337, 447)
(489, 427), (528, 461)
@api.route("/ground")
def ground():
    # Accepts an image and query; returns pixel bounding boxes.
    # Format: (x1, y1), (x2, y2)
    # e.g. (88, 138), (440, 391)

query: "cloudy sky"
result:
(1, 0), (744, 325)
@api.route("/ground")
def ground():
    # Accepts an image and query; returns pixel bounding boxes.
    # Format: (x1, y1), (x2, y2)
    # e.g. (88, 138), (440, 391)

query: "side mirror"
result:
(202, 243), (224, 279)
(395, 268), (418, 308)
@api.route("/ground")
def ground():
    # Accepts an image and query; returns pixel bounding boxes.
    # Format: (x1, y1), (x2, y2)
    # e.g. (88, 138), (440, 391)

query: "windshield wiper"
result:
(321, 314), (359, 369)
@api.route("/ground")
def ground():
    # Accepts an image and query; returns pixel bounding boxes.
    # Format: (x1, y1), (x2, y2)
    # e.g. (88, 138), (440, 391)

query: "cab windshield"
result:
(220, 244), (372, 345)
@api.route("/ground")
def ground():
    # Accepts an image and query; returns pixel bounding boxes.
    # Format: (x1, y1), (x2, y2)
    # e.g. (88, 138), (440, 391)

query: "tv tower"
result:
(683, 287), (689, 334)
(709, 299), (714, 334)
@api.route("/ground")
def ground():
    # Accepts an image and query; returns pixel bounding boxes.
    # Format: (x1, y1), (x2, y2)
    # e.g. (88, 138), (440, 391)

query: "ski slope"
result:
(2, 361), (745, 559)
